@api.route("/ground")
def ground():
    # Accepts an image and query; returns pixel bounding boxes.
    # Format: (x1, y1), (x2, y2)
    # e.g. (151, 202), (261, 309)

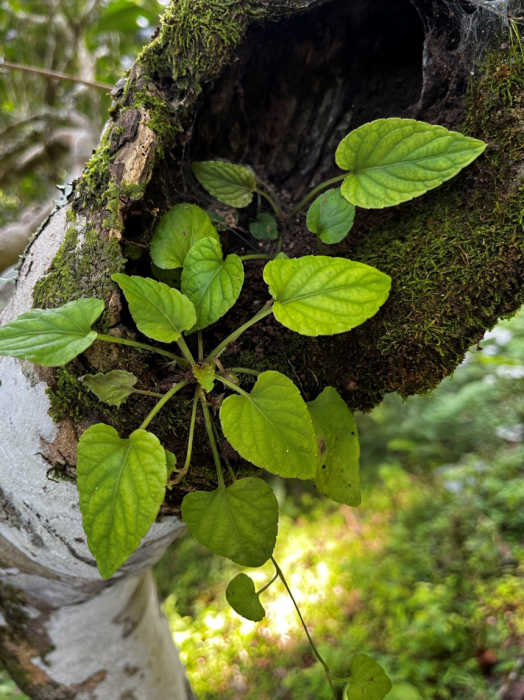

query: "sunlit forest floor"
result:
(3, 311), (524, 699)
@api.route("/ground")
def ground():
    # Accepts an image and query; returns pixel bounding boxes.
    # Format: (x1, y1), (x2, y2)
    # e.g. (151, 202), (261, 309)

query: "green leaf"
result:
(306, 189), (355, 244)
(249, 212), (278, 241)
(308, 387), (361, 506)
(193, 363), (216, 392)
(151, 264), (182, 288)
(226, 573), (266, 622)
(165, 449), (177, 472)
(345, 655), (392, 700)
(77, 424), (167, 579)
(181, 477), (278, 567)
(264, 256), (391, 336)
(220, 370), (317, 479)
(82, 370), (137, 407)
(150, 203), (220, 270)
(0, 298), (104, 367)
(192, 161), (256, 208)
(336, 118), (486, 209)
(181, 238), (244, 331)
(112, 274), (196, 343)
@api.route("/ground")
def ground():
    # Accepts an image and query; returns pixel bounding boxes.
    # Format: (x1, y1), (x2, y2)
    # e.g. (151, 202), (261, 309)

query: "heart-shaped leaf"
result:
(308, 387), (361, 506)
(181, 477), (278, 567)
(0, 298), (104, 367)
(264, 256), (391, 336)
(226, 573), (266, 622)
(345, 655), (392, 700)
(150, 203), (220, 270)
(192, 161), (256, 208)
(220, 370), (317, 479)
(82, 370), (137, 407)
(336, 118), (486, 209)
(249, 212), (278, 240)
(181, 237), (244, 331)
(112, 274), (196, 343)
(306, 188), (355, 244)
(77, 424), (168, 579)
(193, 363), (216, 392)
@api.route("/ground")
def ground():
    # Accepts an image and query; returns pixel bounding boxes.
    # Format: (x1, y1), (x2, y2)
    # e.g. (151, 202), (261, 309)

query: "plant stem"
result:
(140, 379), (189, 430)
(227, 367), (261, 377)
(271, 557), (336, 699)
(206, 303), (274, 362)
(96, 334), (188, 366)
(216, 375), (250, 397)
(184, 389), (200, 472)
(255, 187), (283, 221)
(239, 254), (274, 262)
(197, 331), (204, 363)
(132, 389), (164, 399)
(257, 571), (278, 596)
(200, 397), (226, 488)
(290, 174), (347, 217)
(177, 335), (196, 365)
(0, 59), (113, 91)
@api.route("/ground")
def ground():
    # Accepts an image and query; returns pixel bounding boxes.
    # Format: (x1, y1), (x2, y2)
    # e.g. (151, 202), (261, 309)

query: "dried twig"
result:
(0, 60), (112, 91)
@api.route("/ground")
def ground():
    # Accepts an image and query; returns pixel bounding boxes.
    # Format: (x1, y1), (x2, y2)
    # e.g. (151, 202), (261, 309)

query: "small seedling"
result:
(0, 118), (485, 699)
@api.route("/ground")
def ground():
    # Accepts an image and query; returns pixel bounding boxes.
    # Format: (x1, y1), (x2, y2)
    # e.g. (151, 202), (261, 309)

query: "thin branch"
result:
(0, 60), (113, 92)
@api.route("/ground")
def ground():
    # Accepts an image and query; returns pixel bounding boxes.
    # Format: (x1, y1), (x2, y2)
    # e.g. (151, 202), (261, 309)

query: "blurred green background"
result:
(1, 2), (523, 698)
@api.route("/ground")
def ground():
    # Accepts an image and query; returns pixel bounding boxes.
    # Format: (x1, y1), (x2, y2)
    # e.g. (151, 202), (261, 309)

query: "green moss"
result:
(327, 40), (524, 409)
(102, 180), (146, 230)
(32, 224), (125, 321)
(46, 369), (100, 425)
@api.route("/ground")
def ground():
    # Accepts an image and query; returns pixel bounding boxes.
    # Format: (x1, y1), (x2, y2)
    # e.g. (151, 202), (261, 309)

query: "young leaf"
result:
(82, 370), (137, 407)
(181, 238), (244, 331)
(226, 573), (266, 622)
(0, 298), (104, 367)
(193, 363), (216, 392)
(151, 264), (182, 288)
(345, 654), (393, 700)
(264, 256), (391, 336)
(220, 370), (317, 479)
(181, 477), (278, 567)
(307, 387), (361, 506)
(249, 212), (278, 241)
(192, 161), (256, 208)
(306, 188), (355, 244)
(150, 203), (220, 270)
(77, 424), (168, 579)
(112, 274), (196, 343)
(164, 448), (177, 472)
(336, 118), (486, 209)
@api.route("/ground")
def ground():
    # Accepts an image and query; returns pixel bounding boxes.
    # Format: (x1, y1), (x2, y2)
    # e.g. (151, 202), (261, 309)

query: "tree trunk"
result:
(0, 0), (521, 696)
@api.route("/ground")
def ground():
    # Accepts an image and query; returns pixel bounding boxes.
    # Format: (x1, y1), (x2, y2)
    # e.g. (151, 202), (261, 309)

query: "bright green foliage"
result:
(345, 654), (392, 700)
(164, 449), (177, 472)
(193, 363), (216, 392)
(0, 298), (104, 367)
(82, 370), (137, 407)
(181, 478), (278, 567)
(150, 203), (220, 270)
(226, 573), (266, 622)
(181, 238), (244, 330)
(77, 424), (167, 579)
(308, 387), (361, 507)
(307, 189), (355, 244)
(336, 118), (486, 209)
(112, 273), (196, 342)
(264, 256), (391, 336)
(220, 371), (317, 479)
(192, 161), (256, 207)
(249, 212), (278, 241)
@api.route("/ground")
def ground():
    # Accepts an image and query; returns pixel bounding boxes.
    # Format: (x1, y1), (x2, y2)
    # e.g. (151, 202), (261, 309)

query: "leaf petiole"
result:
(271, 556), (336, 699)
(257, 571), (278, 596)
(216, 375), (250, 397)
(132, 389), (164, 399)
(239, 254), (274, 262)
(177, 335), (196, 365)
(255, 187), (283, 221)
(96, 333), (188, 367)
(140, 379), (189, 430)
(197, 330), (204, 362)
(169, 388), (200, 486)
(227, 367), (261, 377)
(200, 396), (226, 489)
(206, 303), (274, 362)
(290, 174), (347, 217)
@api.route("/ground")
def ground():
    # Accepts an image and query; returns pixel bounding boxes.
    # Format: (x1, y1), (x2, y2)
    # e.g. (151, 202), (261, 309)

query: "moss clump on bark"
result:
(326, 40), (524, 409)
(32, 225), (125, 321)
